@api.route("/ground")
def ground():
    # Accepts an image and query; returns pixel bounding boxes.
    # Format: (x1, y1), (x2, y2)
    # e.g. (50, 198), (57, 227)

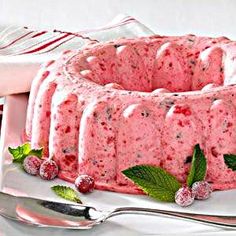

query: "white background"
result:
(0, 0), (236, 38)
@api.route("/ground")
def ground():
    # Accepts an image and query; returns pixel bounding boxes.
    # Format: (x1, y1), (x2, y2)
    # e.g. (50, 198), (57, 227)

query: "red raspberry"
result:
(23, 156), (42, 175)
(175, 186), (195, 207)
(39, 159), (59, 180)
(75, 175), (95, 193)
(192, 181), (212, 200)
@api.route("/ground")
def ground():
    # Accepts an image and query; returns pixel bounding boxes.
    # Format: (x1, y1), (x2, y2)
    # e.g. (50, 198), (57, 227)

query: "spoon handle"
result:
(108, 207), (236, 228)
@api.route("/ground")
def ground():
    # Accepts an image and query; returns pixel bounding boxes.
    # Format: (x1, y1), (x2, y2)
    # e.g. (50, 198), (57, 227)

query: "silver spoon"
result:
(0, 191), (235, 229)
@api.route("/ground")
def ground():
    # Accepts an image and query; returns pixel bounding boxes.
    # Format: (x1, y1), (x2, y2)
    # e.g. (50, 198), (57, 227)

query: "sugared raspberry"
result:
(75, 175), (95, 193)
(175, 186), (195, 207)
(192, 181), (212, 200)
(23, 156), (42, 175)
(39, 159), (59, 180)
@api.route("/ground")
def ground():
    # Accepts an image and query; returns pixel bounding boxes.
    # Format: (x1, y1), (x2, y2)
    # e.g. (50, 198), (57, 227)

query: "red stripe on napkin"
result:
(20, 33), (71, 54)
(31, 31), (47, 38)
(42, 35), (77, 54)
(0, 31), (34, 49)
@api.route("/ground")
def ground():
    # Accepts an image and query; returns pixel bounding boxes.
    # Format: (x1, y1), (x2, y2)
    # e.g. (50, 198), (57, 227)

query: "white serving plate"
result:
(0, 94), (236, 235)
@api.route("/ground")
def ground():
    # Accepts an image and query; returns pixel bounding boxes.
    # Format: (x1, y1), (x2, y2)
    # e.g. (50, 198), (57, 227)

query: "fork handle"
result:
(107, 207), (236, 228)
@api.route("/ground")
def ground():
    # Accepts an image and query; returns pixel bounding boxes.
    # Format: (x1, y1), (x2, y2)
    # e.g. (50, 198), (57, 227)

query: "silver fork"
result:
(0, 191), (235, 229)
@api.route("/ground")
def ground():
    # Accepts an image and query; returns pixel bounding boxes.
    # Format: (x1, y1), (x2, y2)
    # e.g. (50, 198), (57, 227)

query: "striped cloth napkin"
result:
(0, 15), (154, 133)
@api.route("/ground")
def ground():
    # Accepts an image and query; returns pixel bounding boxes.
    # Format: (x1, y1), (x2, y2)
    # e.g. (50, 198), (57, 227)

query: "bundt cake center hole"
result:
(72, 37), (236, 93)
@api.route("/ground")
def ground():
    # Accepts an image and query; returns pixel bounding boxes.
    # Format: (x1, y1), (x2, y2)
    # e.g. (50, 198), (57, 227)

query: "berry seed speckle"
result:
(23, 156), (42, 175)
(192, 181), (212, 200)
(39, 159), (59, 180)
(175, 186), (195, 207)
(75, 175), (95, 193)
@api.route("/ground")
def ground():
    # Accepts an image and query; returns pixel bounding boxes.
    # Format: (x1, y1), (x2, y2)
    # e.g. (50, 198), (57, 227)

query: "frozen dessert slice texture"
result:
(152, 42), (191, 92)
(201, 83), (219, 91)
(80, 69), (101, 84)
(79, 99), (119, 187)
(82, 44), (117, 85)
(151, 88), (170, 94)
(161, 104), (204, 183)
(49, 91), (80, 181)
(129, 41), (158, 92)
(104, 83), (124, 90)
(192, 47), (224, 90)
(205, 99), (236, 189)
(31, 80), (57, 156)
(223, 42), (236, 86)
(25, 62), (53, 139)
(86, 56), (106, 85)
(23, 35), (236, 194)
(91, 45), (117, 85)
(116, 101), (165, 185)
(26, 50), (76, 143)
(115, 45), (150, 92)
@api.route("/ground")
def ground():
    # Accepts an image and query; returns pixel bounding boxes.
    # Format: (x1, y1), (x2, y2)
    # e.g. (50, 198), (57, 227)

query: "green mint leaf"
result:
(8, 143), (43, 163)
(51, 185), (82, 204)
(8, 143), (31, 163)
(187, 144), (207, 187)
(224, 154), (236, 171)
(122, 165), (181, 202)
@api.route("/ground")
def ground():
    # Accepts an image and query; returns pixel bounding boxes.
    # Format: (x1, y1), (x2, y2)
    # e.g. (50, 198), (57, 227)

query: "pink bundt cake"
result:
(25, 35), (236, 194)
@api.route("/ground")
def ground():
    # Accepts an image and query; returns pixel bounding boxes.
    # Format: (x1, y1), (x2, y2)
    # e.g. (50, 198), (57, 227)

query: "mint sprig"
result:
(51, 185), (82, 204)
(187, 144), (207, 187)
(122, 144), (208, 203)
(122, 165), (181, 202)
(8, 143), (43, 163)
(224, 154), (236, 171)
